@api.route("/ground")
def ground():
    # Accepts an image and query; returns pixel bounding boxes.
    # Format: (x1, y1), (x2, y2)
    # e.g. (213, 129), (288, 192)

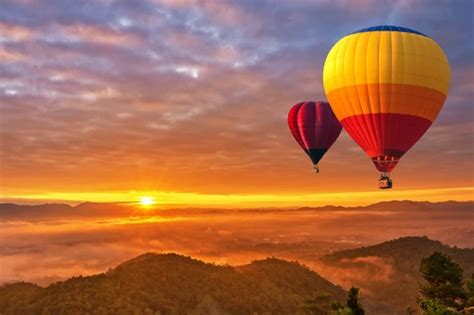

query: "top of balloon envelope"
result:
(350, 25), (428, 37)
(323, 24), (450, 97)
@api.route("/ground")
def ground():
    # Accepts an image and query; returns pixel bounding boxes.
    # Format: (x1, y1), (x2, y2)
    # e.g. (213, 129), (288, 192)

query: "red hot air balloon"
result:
(288, 101), (342, 173)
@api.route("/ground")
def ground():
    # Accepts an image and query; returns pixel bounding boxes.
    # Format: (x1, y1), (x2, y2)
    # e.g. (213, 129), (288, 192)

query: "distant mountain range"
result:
(0, 202), (132, 219)
(0, 236), (473, 314)
(0, 200), (472, 219)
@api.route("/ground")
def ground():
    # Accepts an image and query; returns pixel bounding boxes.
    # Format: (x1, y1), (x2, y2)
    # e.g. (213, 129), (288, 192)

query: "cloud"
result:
(0, 46), (26, 61)
(0, 0), (473, 196)
(0, 21), (36, 42)
(156, 0), (257, 26)
(310, 255), (396, 298)
(52, 23), (142, 46)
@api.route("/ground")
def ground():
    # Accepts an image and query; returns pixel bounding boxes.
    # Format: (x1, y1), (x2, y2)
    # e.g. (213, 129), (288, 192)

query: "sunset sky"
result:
(0, 0), (473, 206)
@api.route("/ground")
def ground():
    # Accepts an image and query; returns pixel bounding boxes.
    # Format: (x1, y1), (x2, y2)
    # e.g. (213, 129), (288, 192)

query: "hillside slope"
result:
(320, 236), (474, 313)
(0, 253), (345, 315)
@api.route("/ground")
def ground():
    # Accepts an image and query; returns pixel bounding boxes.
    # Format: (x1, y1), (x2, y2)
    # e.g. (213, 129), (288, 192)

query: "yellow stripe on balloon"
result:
(323, 31), (450, 95)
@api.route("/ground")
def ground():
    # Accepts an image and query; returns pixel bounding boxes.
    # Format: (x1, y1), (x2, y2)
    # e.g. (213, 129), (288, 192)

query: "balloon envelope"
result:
(323, 25), (450, 173)
(288, 101), (342, 169)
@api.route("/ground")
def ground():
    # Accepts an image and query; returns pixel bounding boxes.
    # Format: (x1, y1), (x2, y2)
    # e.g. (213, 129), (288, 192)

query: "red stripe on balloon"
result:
(341, 113), (432, 172)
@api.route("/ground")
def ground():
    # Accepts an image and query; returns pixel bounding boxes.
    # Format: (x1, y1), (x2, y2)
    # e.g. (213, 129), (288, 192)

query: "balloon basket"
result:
(378, 174), (393, 189)
(313, 165), (319, 174)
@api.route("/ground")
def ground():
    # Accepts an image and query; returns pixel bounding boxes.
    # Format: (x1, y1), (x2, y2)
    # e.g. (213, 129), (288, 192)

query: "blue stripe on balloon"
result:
(351, 25), (428, 37)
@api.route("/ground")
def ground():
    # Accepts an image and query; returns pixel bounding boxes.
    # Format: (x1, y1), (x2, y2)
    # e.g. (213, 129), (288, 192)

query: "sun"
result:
(139, 196), (155, 207)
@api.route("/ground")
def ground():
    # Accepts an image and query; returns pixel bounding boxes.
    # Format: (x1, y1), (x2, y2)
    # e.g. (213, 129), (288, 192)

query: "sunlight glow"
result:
(2, 186), (473, 208)
(139, 196), (155, 207)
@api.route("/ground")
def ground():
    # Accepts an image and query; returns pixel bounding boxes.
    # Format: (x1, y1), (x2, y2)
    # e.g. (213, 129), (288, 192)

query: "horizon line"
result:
(1, 186), (473, 208)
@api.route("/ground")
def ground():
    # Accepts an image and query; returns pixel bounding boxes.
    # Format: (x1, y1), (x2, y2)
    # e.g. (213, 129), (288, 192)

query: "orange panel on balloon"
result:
(326, 84), (446, 123)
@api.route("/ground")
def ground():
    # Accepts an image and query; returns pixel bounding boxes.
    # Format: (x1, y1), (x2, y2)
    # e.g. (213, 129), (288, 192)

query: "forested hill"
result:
(0, 253), (345, 315)
(320, 236), (474, 314)
(322, 236), (474, 275)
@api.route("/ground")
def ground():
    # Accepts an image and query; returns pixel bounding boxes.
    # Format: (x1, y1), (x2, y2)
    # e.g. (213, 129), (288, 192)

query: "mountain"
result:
(0, 253), (345, 315)
(320, 236), (474, 314)
(0, 203), (73, 219)
(1, 237), (472, 314)
(0, 202), (133, 219)
(1, 200), (472, 219)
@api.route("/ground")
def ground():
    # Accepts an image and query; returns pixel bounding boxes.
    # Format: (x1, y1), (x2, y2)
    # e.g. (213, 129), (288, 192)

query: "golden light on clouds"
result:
(0, 1), (472, 206)
(3, 186), (473, 208)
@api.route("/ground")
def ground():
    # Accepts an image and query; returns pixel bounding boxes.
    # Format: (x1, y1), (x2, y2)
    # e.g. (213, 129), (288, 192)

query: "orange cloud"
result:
(157, 0), (255, 26)
(0, 0), (472, 202)
(0, 47), (26, 61)
(0, 21), (36, 41)
(58, 24), (141, 46)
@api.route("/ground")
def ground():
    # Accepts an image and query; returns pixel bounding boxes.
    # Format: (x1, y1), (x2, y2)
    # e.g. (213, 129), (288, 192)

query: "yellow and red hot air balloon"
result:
(323, 25), (450, 189)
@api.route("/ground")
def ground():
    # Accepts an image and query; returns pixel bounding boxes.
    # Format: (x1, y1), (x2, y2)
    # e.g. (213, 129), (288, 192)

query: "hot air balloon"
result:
(288, 101), (342, 173)
(323, 25), (450, 189)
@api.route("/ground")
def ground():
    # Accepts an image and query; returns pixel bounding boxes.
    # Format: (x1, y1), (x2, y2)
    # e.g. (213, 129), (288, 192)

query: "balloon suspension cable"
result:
(313, 164), (319, 174)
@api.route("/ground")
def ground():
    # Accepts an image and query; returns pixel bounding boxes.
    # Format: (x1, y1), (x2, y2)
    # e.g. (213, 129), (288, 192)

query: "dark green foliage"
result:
(406, 306), (417, 315)
(418, 299), (454, 315)
(303, 286), (365, 315)
(0, 282), (42, 314)
(346, 287), (364, 315)
(0, 253), (345, 315)
(418, 252), (474, 314)
(467, 274), (474, 304)
(321, 236), (474, 313)
(303, 293), (336, 315)
(419, 251), (466, 309)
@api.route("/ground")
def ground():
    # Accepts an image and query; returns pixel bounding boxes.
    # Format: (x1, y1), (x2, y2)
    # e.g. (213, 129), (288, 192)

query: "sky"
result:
(0, 0), (473, 206)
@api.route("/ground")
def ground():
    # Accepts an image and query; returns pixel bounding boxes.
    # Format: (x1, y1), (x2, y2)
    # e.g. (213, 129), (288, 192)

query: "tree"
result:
(466, 274), (474, 307)
(418, 299), (453, 315)
(346, 287), (364, 315)
(419, 251), (466, 310)
(330, 286), (365, 315)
